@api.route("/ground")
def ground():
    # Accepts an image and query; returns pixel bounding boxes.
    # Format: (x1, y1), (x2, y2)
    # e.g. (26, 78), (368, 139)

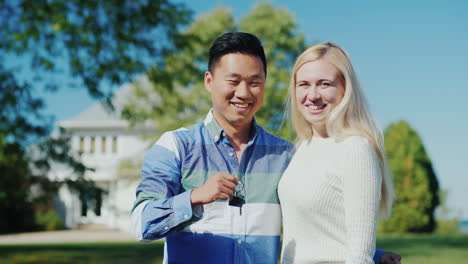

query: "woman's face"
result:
(295, 58), (345, 130)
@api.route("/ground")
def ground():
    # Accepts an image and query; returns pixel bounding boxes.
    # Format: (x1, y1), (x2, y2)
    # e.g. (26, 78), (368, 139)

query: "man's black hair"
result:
(208, 32), (267, 76)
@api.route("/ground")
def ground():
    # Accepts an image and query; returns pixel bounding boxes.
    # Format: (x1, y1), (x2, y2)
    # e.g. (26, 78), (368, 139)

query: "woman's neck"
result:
(312, 124), (329, 138)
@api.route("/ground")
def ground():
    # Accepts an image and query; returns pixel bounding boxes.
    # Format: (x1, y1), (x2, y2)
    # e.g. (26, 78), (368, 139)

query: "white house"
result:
(50, 83), (151, 232)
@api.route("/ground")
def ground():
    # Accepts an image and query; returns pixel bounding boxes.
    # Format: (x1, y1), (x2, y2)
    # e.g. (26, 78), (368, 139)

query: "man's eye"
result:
(321, 82), (331, 87)
(298, 82), (308, 87)
(228, 80), (239, 84)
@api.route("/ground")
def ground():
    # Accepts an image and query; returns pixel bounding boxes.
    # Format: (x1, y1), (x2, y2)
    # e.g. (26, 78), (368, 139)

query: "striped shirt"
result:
(131, 111), (294, 264)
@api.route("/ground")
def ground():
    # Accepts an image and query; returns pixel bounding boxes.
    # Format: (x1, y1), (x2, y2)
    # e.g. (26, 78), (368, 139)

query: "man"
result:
(131, 32), (401, 264)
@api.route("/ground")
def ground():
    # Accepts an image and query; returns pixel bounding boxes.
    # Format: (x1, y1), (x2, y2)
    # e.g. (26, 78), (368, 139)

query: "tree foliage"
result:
(0, 0), (191, 233)
(380, 120), (440, 233)
(122, 2), (307, 142)
(1, 0), (191, 98)
(0, 67), (44, 233)
(0, 137), (36, 233)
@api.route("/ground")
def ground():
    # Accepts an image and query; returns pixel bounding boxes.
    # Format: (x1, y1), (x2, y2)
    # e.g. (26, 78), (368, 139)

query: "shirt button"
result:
(229, 152), (234, 157)
(164, 226), (169, 230)
(184, 215), (189, 220)
(237, 239), (242, 244)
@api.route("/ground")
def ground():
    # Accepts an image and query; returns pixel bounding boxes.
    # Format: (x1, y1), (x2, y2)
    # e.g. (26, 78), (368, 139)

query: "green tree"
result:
(0, 70), (97, 232)
(0, 137), (36, 233)
(122, 2), (307, 142)
(0, 0), (191, 233)
(0, 68), (44, 233)
(380, 120), (440, 233)
(1, 0), (191, 99)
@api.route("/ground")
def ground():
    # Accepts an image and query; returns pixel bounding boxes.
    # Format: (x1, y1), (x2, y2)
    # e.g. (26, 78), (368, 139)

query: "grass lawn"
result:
(376, 234), (468, 264)
(0, 234), (467, 263)
(0, 241), (165, 264)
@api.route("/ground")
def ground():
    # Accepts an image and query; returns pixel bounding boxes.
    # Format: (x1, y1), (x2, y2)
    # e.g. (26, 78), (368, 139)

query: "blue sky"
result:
(41, 0), (468, 219)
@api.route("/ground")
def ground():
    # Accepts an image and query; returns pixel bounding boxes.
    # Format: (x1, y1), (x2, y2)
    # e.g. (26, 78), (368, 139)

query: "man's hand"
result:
(380, 251), (401, 264)
(191, 173), (238, 205)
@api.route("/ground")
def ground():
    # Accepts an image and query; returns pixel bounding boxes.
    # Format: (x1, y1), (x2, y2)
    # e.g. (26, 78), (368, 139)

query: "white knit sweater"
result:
(278, 136), (381, 264)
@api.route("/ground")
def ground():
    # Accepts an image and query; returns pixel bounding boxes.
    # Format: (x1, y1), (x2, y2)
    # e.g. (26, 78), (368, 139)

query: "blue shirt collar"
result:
(203, 109), (258, 144)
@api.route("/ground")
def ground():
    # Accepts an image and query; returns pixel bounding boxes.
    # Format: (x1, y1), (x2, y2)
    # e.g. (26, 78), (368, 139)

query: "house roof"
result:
(57, 82), (134, 130)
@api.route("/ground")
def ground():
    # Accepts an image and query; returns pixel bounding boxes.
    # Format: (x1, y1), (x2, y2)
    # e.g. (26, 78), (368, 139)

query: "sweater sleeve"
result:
(341, 137), (382, 264)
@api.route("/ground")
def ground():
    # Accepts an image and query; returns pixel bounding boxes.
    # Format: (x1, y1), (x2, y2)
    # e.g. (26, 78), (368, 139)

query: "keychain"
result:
(229, 178), (245, 215)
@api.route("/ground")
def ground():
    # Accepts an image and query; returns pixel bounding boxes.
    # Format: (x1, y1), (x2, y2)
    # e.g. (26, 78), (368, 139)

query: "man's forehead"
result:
(224, 72), (264, 79)
(212, 53), (265, 76)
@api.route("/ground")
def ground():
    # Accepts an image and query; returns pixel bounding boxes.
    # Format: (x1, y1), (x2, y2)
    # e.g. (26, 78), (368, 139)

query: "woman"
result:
(278, 42), (394, 264)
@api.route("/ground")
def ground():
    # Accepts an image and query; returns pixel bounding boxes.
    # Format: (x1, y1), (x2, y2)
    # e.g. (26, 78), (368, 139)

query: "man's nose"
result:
(235, 82), (250, 99)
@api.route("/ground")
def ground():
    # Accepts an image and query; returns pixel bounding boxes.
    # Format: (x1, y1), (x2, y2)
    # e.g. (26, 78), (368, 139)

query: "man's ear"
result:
(204, 71), (213, 93)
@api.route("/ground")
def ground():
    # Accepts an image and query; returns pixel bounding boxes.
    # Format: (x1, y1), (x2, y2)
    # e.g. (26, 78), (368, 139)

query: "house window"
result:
(101, 136), (107, 153)
(80, 192), (88, 217)
(94, 189), (102, 216)
(79, 137), (85, 154)
(81, 202), (87, 217)
(90, 136), (95, 154)
(112, 136), (118, 153)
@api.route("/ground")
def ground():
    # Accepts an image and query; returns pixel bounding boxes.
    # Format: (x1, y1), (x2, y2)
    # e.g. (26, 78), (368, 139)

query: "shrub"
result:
(435, 219), (460, 234)
(35, 209), (64, 231)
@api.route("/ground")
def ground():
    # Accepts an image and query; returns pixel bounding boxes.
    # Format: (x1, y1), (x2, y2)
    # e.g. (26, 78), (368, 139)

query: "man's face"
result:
(205, 53), (265, 129)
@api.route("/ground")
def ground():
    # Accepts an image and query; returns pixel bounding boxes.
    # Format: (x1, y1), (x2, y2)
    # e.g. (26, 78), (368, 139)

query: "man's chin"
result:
(228, 115), (254, 126)
(213, 109), (255, 128)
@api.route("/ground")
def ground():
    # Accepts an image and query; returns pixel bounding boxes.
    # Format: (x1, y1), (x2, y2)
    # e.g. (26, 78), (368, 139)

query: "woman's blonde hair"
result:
(288, 42), (393, 218)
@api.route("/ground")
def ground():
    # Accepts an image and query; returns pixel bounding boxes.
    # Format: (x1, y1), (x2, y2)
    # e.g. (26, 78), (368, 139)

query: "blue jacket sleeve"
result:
(130, 132), (203, 241)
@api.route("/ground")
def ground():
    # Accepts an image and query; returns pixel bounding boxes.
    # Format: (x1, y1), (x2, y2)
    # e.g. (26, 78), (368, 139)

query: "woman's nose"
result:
(306, 87), (320, 100)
